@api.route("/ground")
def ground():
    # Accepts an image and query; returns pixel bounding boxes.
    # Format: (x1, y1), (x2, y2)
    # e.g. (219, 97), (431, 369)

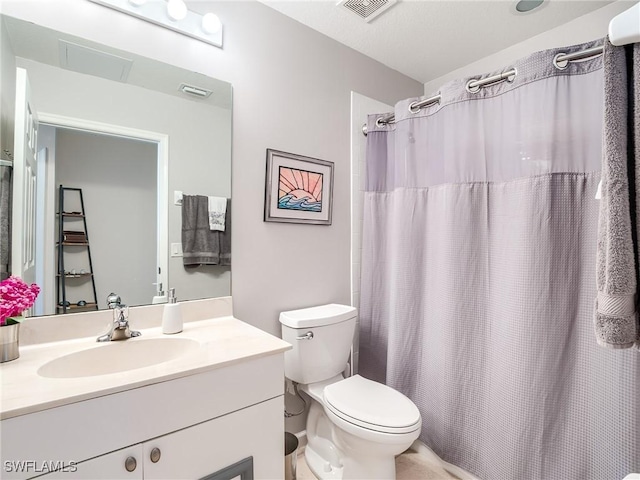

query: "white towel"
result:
(208, 196), (227, 231)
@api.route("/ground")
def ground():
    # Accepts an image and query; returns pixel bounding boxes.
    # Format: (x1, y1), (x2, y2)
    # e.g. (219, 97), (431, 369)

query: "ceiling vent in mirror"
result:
(179, 83), (212, 98)
(337, 0), (397, 23)
(59, 40), (132, 82)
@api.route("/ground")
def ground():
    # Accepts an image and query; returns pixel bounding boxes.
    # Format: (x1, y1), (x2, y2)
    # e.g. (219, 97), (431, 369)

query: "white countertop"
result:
(0, 316), (291, 420)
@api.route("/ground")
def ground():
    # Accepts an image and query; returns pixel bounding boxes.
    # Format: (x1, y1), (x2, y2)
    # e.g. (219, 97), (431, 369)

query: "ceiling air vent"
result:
(179, 83), (212, 98)
(59, 40), (132, 82)
(338, 0), (397, 23)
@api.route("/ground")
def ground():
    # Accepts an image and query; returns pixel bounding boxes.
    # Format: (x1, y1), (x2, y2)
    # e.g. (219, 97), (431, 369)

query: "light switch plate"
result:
(171, 243), (183, 257)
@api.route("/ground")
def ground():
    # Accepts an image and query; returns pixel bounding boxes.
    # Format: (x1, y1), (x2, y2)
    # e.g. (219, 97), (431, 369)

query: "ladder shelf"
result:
(56, 186), (99, 314)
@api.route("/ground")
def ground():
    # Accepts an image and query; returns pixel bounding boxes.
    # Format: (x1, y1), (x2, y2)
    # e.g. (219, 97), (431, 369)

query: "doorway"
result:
(34, 114), (168, 316)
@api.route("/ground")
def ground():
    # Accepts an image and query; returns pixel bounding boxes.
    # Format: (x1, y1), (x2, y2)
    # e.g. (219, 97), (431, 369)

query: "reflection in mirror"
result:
(1, 14), (232, 316)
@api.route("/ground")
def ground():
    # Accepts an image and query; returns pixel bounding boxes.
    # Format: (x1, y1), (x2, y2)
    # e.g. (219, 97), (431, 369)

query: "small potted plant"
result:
(0, 276), (40, 363)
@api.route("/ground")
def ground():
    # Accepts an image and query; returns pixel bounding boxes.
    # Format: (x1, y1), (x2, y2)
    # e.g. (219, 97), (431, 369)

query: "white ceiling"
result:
(260, 0), (617, 83)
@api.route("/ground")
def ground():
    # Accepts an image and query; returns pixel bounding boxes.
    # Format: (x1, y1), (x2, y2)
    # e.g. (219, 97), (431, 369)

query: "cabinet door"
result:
(143, 396), (283, 480)
(33, 445), (143, 480)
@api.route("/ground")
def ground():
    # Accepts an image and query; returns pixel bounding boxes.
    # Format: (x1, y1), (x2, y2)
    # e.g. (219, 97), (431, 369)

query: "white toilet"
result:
(280, 304), (422, 480)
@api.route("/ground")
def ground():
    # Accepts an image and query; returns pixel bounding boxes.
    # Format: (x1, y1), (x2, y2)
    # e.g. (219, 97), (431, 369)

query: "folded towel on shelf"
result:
(594, 40), (640, 349)
(62, 230), (87, 243)
(182, 195), (221, 266)
(208, 196), (227, 231)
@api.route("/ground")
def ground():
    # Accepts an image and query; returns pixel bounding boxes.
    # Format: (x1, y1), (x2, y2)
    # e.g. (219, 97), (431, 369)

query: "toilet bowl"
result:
(280, 304), (422, 479)
(303, 374), (421, 479)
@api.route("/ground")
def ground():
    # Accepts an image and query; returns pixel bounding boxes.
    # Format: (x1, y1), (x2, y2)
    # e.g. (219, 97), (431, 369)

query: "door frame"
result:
(36, 112), (169, 308)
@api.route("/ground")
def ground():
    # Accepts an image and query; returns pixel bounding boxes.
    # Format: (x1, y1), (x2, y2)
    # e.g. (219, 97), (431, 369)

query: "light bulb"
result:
(128, 0), (147, 6)
(166, 0), (187, 21)
(201, 13), (221, 34)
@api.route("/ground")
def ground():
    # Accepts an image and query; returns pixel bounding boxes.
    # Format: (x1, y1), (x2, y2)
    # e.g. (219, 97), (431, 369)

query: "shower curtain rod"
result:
(362, 2), (640, 136)
(0, 160), (12, 168)
(362, 45), (604, 136)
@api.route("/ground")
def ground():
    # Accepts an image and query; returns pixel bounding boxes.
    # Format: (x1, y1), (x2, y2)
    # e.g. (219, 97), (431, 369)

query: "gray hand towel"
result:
(220, 198), (231, 266)
(182, 195), (221, 266)
(594, 40), (640, 349)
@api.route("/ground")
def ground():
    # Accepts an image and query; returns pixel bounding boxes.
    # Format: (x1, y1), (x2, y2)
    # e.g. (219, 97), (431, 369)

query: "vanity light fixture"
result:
(88, 0), (223, 48)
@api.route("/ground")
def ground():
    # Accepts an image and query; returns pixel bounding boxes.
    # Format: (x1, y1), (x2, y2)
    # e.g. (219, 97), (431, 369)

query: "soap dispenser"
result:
(152, 282), (167, 304)
(162, 288), (182, 334)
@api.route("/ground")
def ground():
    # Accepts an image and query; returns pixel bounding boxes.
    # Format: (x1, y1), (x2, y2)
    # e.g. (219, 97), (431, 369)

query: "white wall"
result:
(423, 1), (632, 94)
(15, 57), (232, 304)
(54, 129), (157, 309)
(0, 0), (424, 337)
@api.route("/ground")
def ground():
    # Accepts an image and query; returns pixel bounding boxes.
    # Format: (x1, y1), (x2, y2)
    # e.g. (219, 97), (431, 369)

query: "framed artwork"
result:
(264, 149), (334, 225)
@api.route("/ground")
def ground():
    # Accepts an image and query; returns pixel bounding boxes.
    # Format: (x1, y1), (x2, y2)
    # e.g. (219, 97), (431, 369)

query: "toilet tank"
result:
(279, 304), (357, 384)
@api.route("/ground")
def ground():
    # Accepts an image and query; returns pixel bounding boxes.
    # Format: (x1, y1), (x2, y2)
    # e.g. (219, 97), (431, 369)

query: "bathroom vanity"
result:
(0, 298), (291, 480)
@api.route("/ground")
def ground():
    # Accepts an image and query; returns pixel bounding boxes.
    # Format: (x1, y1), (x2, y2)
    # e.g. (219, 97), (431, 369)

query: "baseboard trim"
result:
(410, 440), (481, 480)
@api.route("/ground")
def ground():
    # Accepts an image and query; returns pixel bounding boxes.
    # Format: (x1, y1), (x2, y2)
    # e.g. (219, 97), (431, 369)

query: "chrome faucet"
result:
(97, 293), (142, 342)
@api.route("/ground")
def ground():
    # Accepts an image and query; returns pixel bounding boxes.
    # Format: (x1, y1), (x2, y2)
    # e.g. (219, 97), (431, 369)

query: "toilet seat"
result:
(323, 375), (421, 434)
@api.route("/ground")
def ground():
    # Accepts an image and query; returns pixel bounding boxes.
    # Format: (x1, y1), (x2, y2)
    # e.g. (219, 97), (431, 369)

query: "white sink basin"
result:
(37, 338), (200, 378)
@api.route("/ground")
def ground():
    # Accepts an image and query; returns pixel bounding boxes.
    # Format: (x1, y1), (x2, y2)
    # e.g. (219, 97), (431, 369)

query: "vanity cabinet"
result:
(142, 396), (280, 479)
(1, 353), (285, 480)
(37, 397), (280, 480)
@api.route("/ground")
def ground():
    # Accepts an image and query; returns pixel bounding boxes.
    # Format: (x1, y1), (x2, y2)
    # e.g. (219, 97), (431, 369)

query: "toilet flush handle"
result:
(296, 331), (314, 340)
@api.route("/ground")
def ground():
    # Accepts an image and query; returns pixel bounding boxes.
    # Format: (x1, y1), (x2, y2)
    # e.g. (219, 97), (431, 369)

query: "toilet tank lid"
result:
(279, 304), (357, 328)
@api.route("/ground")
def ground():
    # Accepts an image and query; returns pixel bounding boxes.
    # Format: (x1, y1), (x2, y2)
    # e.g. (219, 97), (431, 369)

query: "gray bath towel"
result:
(182, 195), (231, 267)
(182, 195), (220, 266)
(594, 40), (640, 349)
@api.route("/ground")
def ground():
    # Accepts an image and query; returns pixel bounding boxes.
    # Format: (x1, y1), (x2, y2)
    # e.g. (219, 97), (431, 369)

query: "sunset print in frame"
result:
(264, 149), (334, 225)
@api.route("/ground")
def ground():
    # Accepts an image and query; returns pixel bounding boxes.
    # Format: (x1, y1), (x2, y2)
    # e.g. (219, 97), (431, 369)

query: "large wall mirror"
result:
(2, 14), (232, 316)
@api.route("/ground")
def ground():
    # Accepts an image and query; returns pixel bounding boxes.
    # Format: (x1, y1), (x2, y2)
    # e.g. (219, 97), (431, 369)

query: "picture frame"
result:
(264, 149), (334, 225)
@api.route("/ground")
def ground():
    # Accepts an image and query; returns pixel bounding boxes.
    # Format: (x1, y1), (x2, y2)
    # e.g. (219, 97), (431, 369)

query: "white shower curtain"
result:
(359, 39), (639, 479)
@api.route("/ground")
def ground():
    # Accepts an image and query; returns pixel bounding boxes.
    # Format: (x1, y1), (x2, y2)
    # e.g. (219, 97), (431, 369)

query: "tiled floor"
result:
(295, 448), (458, 480)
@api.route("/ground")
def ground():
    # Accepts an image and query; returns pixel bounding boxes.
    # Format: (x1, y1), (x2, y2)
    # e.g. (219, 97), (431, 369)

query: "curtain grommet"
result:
(553, 53), (569, 70)
(466, 79), (481, 94)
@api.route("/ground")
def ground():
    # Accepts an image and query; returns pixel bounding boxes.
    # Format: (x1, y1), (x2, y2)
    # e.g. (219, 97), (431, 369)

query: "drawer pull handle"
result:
(150, 447), (161, 463)
(124, 456), (137, 472)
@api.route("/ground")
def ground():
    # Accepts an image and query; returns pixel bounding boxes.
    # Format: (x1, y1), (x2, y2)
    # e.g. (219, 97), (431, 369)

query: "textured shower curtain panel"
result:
(359, 39), (639, 480)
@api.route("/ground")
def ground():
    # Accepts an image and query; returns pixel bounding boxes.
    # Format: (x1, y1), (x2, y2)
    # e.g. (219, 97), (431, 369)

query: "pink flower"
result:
(0, 276), (40, 326)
